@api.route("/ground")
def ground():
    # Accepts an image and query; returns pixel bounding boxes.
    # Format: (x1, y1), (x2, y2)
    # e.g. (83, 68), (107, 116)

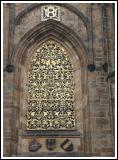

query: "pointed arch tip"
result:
(13, 19), (88, 66)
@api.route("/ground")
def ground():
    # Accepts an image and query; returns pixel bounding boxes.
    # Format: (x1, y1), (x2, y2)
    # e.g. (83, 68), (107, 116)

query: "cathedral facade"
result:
(3, 2), (115, 157)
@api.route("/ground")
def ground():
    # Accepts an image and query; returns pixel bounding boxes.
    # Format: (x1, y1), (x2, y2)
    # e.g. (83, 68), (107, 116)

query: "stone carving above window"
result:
(27, 40), (75, 130)
(41, 5), (60, 21)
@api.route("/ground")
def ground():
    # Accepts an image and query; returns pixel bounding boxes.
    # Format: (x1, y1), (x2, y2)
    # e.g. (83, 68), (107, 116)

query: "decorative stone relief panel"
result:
(41, 5), (60, 21)
(18, 137), (81, 155)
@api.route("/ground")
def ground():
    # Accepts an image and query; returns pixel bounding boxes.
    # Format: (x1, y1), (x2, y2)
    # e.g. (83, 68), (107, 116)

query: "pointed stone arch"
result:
(14, 3), (93, 63)
(11, 20), (91, 156)
(13, 20), (88, 67)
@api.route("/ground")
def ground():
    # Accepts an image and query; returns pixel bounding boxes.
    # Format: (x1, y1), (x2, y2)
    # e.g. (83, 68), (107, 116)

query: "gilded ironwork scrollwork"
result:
(27, 40), (75, 130)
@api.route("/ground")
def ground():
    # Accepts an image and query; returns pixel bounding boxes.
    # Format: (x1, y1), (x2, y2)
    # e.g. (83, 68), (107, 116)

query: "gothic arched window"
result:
(27, 40), (75, 130)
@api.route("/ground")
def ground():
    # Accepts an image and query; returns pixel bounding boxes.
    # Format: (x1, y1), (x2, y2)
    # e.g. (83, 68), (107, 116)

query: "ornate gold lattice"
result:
(27, 40), (75, 130)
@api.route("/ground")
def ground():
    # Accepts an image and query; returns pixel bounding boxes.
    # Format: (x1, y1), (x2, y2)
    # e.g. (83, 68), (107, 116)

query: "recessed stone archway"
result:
(11, 20), (91, 156)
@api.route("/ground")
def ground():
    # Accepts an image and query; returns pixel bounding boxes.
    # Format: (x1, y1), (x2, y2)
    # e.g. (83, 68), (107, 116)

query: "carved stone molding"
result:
(20, 130), (81, 137)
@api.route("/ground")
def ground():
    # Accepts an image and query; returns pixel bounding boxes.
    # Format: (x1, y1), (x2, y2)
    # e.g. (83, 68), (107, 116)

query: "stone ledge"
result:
(17, 152), (82, 157)
(20, 130), (81, 137)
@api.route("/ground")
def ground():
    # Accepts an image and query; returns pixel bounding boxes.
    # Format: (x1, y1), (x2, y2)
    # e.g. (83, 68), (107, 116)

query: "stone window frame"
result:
(19, 37), (82, 135)
(12, 20), (90, 154)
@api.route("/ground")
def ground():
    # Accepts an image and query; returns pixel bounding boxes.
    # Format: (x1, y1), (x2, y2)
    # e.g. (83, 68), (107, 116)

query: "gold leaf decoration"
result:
(27, 40), (75, 130)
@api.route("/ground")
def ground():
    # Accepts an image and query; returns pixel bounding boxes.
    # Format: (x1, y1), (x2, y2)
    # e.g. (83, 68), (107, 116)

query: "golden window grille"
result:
(27, 40), (75, 130)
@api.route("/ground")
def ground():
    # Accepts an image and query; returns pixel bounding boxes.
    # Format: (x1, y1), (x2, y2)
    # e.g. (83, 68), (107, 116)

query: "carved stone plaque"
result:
(29, 139), (42, 152)
(46, 139), (56, 151)
(41, 5), (60, 21)
(60, 139), (73, 152)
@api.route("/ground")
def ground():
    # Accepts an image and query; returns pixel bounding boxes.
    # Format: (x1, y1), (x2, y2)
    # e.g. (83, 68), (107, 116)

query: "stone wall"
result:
(3, 3), (115, 157)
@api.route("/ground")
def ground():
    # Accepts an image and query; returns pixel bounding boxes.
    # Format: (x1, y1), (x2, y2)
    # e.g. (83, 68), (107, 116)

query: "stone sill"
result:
(20, 130), (81, 137)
